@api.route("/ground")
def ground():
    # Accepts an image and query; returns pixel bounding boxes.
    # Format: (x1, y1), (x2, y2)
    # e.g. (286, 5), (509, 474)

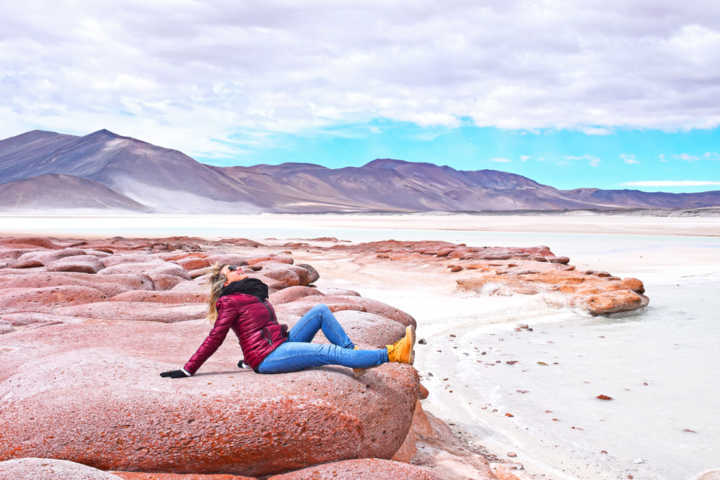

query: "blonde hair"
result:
(207, 263), (227, 324)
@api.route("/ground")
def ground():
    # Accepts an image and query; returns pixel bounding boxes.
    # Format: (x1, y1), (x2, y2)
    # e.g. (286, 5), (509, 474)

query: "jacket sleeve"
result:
(183, 300), (236, 375)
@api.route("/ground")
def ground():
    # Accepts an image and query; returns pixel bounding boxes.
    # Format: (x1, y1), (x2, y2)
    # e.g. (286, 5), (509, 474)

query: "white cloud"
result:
(620, 153), (639, 164)
(490, 157), (512, 163)
(674, 153), (700, 161)
(622, 180), (720, 187)
(580, 127), (613, 135)
(563, 154), (601, 167)
(520, 155), (531, 162)
(659, 153), (668, 163)
(704, 152), (720, 160)
(2, 0), (720, 158)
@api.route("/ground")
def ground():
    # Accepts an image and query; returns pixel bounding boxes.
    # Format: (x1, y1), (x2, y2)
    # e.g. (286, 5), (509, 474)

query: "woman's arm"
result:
(179, 300), (237, 376)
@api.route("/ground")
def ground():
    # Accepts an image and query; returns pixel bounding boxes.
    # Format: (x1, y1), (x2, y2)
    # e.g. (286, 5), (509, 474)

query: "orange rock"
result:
(267, 459), (440, 480)
(175, 257), (211, 271)
(583, 290), (649, 315)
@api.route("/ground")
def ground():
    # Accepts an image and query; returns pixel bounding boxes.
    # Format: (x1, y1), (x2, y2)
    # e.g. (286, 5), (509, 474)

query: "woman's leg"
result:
(288, 304), (355, 349)
(257, 341), (388, 374)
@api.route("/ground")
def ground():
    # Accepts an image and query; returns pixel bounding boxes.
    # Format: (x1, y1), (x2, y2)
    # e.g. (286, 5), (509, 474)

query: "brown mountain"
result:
(1, 129), (719, 213)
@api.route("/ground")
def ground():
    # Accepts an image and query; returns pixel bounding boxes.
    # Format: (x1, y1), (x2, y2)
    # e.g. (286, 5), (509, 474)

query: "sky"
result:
(2, 0), (720, 192)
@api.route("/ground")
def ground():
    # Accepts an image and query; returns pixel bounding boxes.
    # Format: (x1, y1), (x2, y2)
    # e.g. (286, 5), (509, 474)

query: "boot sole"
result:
(405, 326), (415, 364)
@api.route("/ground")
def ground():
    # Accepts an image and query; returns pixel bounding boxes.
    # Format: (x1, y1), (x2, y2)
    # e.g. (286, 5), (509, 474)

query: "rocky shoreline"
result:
(0, 235), (647, 479)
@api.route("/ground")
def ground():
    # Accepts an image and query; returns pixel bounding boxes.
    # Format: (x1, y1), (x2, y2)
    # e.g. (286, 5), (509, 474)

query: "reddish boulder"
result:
(46, 255), (105, 274)
(175, 257), (211, 271)
(0, 237), (65, 249)
(55, 301), (206, 323)
(0, 458), (123, 480)
(0, 321), (419, 476)
(277, 295), (416, 328)
(204, 254), (248, 267)
(102, 254), (162, 268)
(0, 312), (92, 327)
(152, 274), (185, 291)
(0, 286), (107, 313)
(267, 459), (440, 480)
(113, 472), (255, 480)
(321, 287), (361, 297)
(581, 290), (650, 315)
(12, 248), (86, 268)
(109, 290), (208, 304)
(0, 272), (153, 297)
(295, 264), (319, 284)
(99, 262), (190, 280)
(269, 286), (323, 305)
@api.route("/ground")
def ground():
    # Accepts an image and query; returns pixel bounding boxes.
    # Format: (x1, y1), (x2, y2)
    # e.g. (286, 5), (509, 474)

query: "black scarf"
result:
(219, 278), (269, 302)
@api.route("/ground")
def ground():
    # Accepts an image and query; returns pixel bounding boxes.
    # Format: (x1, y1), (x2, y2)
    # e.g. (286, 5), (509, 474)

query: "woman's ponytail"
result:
(207, 263), (226, 324)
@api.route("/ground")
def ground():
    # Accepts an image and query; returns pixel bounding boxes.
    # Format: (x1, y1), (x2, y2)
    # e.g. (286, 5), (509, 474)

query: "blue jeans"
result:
(257, 304), (388, 373)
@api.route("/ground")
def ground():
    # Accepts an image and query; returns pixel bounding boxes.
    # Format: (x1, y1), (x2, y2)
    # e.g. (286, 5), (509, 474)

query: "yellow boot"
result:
(386, 325), (415, 364)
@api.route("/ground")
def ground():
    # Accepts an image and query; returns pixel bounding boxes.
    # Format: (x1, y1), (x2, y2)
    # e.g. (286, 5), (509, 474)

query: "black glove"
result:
(160, 369), (191, 378)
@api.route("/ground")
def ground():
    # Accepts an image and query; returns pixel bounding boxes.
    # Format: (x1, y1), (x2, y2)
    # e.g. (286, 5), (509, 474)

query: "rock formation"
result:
(0, 234), (645, 478)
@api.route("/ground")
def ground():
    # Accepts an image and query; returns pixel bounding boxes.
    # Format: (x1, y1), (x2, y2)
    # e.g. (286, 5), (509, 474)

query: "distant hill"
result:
(1, 129), (719, 213)
(0, 174), (149, 211)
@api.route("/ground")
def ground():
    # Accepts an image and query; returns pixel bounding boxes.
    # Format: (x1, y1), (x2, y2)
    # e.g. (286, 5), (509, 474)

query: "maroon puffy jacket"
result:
(183, 293), (287, 374)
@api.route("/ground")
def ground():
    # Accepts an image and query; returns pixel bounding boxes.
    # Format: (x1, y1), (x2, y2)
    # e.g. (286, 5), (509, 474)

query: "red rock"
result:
(276, 295), (415, 328)
(436, 247), (454, 257)
(0, 285), (107, 313)
(113, 472), (255, 480)
(109, 290), (208, 304)
(582, 290), (649, 315)
(0, 458), (123, 480)
(0, 237), (65, 249)
(295, 263), (319, 283)
(0, 312), (92, 326)
(102, 254), (162, 267)
(449, 265), (463, 272)
(204, 254), (249, 267)
(46, 255), (105, 274)
(12, 248), (86, 268)
(260, 265), (301, 286)
(620, 277), (645, 294)
(268, 286), (323, 305)
(0, 321), (419, 476)
(247, 255), (292, 266)
(548, 256), (570, 264)
(0, 321), (13, 334)
(418, 383), (429, 399)
(596, 394), (613, 400)
(216, 237), (264, 248)
(55, 301), (206, 323)
(321, 287), (361, 297)
(175, 257), (211, 271)
(0, 272), (153, 297)
(0, 248), (26, 261)
(160, 252), (208, 262)
(267, 459), (440, 480)
(152, 274), (185, 291)
(99, 262), (190, 280)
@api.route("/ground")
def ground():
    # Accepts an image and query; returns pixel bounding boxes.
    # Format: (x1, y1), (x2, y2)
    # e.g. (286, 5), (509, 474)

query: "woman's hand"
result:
(160, 369), (192, 378)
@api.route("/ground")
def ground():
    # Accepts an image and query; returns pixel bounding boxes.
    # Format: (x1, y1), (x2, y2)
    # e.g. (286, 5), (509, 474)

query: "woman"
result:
(160, 263), (414, 378)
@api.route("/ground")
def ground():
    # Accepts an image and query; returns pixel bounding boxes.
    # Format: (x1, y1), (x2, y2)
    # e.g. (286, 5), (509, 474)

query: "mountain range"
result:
(1, 129), (719, 213)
